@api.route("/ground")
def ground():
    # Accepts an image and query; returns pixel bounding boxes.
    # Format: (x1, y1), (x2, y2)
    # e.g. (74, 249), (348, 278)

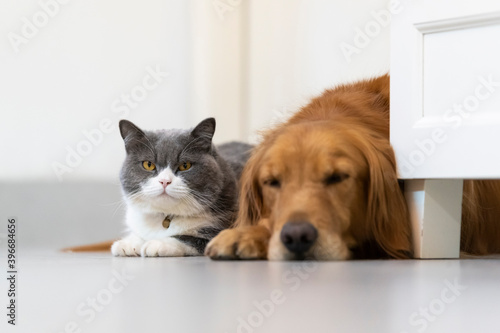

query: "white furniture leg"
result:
(403, 179), (463, 259)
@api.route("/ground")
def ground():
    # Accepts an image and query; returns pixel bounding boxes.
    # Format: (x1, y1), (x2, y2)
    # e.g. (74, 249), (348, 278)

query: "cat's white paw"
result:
(141, 238), (193, 257)
(111, 237), (143, 257)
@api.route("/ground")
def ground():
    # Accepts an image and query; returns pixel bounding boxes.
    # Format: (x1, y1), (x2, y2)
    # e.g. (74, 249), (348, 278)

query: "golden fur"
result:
(205, 74), (500, 260)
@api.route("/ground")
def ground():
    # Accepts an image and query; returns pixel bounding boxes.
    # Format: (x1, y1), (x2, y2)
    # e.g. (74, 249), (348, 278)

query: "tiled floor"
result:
(2, 249), (500, 333)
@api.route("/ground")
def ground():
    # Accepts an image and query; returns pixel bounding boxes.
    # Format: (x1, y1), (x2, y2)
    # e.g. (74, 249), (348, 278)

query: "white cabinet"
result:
(391, 0), (500, 258)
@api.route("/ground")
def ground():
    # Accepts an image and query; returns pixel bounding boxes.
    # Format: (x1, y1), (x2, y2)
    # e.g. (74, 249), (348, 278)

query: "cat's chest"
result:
(125, 205), (212, 240)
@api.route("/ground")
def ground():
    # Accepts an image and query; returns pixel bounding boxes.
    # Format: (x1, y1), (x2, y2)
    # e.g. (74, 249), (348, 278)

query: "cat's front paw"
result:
(205, 226), (270, 260)
(111, 237), (143, 257)
(141, 238), (193, 257)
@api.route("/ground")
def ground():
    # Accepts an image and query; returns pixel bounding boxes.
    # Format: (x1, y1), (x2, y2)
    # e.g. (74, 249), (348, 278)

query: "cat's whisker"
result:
(125, 191), (143, 200)
(188, 191), (230, 217)
(112, 201), (128, 218)
(180, 199), (206, 217)
(124, 190), (152, 204)
(178, 192), (211, 215)
(98, 187), (127, 205)
(167, 188), (189, 194)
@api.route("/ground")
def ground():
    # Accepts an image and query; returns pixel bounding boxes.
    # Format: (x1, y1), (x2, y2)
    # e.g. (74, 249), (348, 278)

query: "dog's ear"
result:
(362, 134), (412, 259)
(235, 144), (266, 227)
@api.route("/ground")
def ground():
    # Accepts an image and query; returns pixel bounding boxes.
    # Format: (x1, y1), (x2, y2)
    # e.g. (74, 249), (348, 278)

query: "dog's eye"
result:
(325, 173), (348, 185)
(264, 178), (281, 188)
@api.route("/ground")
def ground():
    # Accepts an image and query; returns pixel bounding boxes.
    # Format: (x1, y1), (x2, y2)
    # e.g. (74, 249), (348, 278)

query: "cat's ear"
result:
(119, 120), (145, 140)
(119, 120), (148, 153)
(190, 118), (216, 151)
(191, 118), (216, 141)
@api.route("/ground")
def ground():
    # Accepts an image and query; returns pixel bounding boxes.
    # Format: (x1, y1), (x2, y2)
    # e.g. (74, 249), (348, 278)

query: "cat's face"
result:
(119, 118), (224, 216)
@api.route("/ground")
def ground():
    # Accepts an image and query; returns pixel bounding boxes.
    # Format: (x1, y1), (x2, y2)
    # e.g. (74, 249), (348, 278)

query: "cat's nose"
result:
(159, 179), (171, 188)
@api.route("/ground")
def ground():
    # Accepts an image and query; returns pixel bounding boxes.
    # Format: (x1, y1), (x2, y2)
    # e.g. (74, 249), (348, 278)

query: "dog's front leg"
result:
(205, 223), (271, 260)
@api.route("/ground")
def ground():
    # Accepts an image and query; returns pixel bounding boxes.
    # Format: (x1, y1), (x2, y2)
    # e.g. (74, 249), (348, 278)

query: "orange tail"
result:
(62, 240), (115, 252)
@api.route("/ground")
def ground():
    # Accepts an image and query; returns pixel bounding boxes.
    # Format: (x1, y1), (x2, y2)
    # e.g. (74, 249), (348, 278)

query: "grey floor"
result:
(1, 183), (500, 333)
(2, 251), (500, 333)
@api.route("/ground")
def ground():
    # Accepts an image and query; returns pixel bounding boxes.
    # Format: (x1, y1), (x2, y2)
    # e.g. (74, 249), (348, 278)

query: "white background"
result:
(0, 0), (392, 183)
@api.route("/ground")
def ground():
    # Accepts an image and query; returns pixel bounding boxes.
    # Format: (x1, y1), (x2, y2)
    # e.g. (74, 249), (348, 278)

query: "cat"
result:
(111, 118), (252, 257)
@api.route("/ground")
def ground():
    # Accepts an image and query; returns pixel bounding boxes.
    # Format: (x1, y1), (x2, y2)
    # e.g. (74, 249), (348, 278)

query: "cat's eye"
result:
(142, 161), (156, 171)
(178, 162), (192, 171)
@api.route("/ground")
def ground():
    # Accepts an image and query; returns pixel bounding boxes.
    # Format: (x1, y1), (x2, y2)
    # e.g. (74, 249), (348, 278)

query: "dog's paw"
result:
(205, 226), (270, 260)
(111, 237), (143, 257)
(141, 238), (192, 257)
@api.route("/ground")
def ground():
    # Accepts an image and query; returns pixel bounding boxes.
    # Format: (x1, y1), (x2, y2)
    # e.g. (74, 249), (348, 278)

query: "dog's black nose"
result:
(280, 221), (318, 255)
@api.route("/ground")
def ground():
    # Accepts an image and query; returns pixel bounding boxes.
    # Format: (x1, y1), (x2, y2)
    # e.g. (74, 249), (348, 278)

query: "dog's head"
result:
(237, 120), (411, 260)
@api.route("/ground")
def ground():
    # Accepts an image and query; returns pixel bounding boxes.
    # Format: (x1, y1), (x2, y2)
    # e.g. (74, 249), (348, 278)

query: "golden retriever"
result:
(205, 74), (500, 260)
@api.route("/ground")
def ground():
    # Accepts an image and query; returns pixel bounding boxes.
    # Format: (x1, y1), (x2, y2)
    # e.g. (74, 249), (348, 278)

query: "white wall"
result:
(244, 0), (393, 142)
(0, 0), (392, 182)
(0, 0), (193, 182)
(189, 1), (246, 146)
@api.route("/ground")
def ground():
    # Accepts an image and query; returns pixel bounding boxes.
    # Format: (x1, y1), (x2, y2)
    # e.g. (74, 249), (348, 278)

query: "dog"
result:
(205, 74), (500, 260)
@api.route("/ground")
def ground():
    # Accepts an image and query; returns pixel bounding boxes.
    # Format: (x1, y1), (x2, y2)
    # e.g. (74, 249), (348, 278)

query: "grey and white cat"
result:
(111, 118), (252, 257)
